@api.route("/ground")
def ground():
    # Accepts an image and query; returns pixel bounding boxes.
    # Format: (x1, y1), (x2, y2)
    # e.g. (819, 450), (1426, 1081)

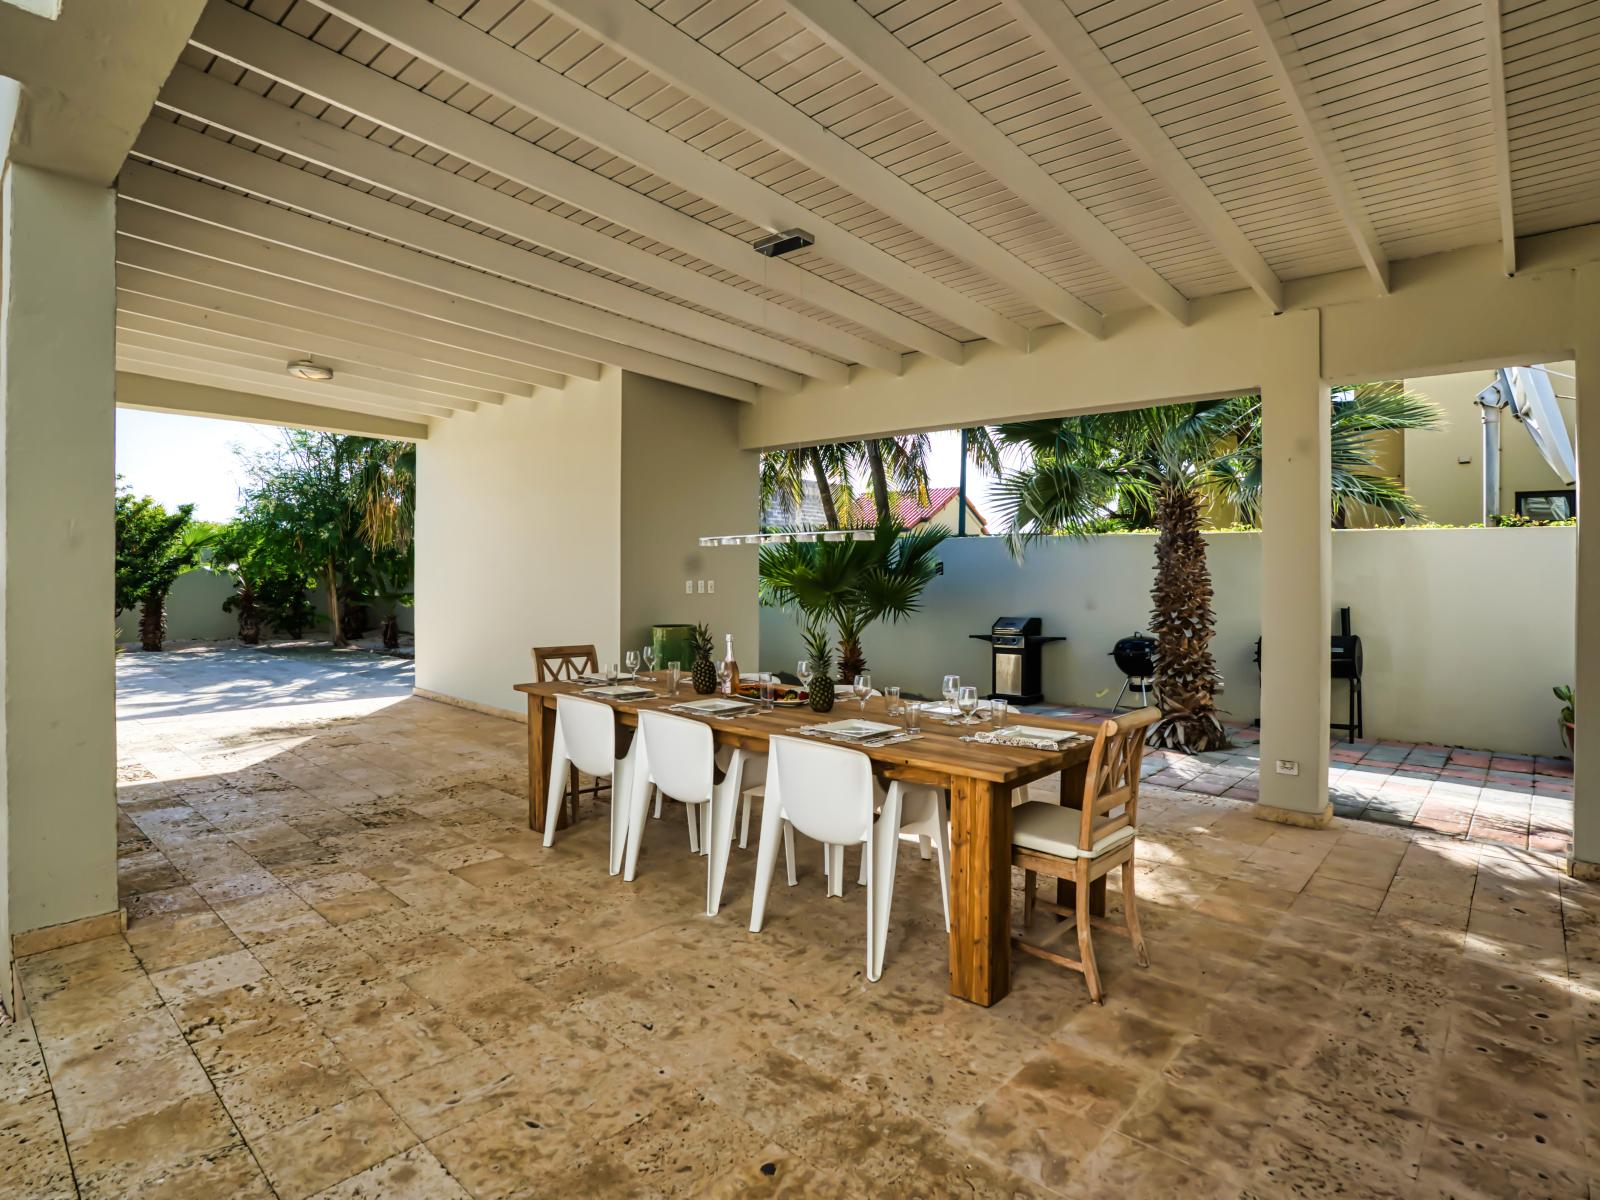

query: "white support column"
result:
(1256, 309), (1334, 826)
(1, 163), (119, 992)
(1571, 264), (1600, 879)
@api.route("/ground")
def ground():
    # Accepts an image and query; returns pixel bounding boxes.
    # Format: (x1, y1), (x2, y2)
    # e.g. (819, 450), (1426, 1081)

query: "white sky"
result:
(115, 409), (282, 522)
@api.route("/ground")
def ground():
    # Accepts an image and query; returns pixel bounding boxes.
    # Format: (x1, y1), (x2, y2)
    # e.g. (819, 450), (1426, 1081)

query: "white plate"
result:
(673, 697), (753, 714)
(809, 719), (899, 739)
(584, 685), (653, 699)
(995, 725), (1076, 744)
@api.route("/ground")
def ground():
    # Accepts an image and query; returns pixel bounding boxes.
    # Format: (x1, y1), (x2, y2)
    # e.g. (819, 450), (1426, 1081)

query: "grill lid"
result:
(991, 616), (1043, 635)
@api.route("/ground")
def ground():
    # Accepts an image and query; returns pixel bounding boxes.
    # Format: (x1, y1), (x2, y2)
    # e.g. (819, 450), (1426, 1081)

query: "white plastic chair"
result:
(836, 787), (951, 931)
(748, 735), (913, 982)
(624, 710), (768, 916)
(542, 694), (636, 876)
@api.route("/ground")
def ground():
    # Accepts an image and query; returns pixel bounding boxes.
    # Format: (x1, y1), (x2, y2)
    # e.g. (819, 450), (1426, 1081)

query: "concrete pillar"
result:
(1572, 264), (1600, 878)
(1255, 309), (1334, 826)
(0, 162), (119, 996)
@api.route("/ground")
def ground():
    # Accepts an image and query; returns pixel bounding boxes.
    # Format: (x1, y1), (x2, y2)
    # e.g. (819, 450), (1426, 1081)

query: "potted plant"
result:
(1555, 685), (1575, 750)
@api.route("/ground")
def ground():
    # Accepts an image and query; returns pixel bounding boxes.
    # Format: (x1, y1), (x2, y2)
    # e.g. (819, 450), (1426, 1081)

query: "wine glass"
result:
(855, 671), (872, 712)
(941, 674), (961, 725)
(624, 650), (640, 679)
(641, 646), (655, 680)
(958, 685), (980, 724)
(798, 660), (813, 689)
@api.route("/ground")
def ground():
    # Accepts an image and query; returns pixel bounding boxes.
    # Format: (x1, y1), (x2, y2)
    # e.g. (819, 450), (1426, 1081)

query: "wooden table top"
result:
(515, 678), (1096, 787)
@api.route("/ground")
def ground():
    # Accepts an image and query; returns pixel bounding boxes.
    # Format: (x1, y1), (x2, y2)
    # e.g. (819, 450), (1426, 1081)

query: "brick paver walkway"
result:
(1031, 707), (1575, 860)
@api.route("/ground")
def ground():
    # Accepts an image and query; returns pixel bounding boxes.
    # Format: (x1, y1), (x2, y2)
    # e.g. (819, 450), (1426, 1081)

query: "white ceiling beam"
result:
(785, 0), (1188, 327)
(116, 320), (496, 409)
(1004, 0), (1285, 312)
(117, 371), (430, 441)
(115, 238), (759, 403)
(117, 292), (539, 399)
(158, 64), (846, 385)
(191, 0), (916, 373)
(116, 283), (562, 396)
(528, 0), (1103, 339)
(1231, 0), (1390, 295)
(307, 0), (992, 360)
(134, 115), (787, 398)
(116, 152), (774, 401)
(116, 346), (460, 421)
(1482, 0), (1518, 275)
(313, 0), (1017, 352)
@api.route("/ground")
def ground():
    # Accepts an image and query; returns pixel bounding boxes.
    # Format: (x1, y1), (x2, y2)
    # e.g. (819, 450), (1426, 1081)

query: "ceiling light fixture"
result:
(752, 228), (815, 258)
(287, 359), (334, 382)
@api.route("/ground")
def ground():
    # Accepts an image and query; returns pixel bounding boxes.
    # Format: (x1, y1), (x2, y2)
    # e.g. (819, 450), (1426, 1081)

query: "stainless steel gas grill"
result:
(968, 616), (1064, 706)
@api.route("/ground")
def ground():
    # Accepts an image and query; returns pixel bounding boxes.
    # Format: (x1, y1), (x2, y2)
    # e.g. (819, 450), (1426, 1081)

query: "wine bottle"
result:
(723, 634), (740, 695)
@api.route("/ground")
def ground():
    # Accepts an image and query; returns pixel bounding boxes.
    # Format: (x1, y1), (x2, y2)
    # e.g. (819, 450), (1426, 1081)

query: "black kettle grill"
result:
(1110, 633), (1158, 711)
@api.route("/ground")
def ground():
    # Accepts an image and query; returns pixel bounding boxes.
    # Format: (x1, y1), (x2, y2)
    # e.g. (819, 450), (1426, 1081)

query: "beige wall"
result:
(415, 369), (756, 716)
(760, 527), (1574, 756)
(1402, 363), (1578, 527)
(415, 370), (623, 714)
(619, 373), (758, 667)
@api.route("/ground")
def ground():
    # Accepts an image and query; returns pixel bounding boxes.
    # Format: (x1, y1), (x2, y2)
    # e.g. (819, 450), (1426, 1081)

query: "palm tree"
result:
(760, 443), (853, 528)
(987, 385), (1441, 753)
(853, 435), (932, 526)
(758, 522), (949, 682)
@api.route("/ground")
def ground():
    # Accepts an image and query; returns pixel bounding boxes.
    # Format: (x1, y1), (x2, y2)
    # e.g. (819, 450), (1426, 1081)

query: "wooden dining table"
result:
(514, 678), (1095, 1007)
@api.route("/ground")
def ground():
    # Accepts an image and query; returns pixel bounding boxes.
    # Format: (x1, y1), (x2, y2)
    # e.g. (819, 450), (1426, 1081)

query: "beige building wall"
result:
(1402, 362), (1578, 526)
(415, 369), (757, 716)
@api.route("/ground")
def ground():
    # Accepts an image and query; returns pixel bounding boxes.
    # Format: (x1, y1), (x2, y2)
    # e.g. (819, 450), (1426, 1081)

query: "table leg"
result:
(527, 695), (562, 832)
(947, 775), (1013, 1007)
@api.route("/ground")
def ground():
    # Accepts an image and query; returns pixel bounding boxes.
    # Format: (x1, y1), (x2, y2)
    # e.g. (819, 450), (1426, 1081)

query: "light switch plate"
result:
(706, 579), (715, 594)
(1275, 759), (1300, 776)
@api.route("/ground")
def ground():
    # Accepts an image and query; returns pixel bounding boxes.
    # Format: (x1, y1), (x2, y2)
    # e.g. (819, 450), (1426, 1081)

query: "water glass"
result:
(605, 662), (619, 684)
(957, 685), (980, 724)
(902, 702), (921, 733)
(667, 661), (682, 696)
(855, 672), (872, 711)
(624, 650), (640, 679)
(758, 676), (775, 712)
(884, 685), (902, 716)
(989, 699), (1009, 729)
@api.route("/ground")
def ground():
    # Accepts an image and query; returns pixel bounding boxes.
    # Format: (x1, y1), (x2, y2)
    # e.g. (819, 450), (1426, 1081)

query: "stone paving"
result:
(1034, 707), (1576, 860)
(1, 647), (1596, 1197)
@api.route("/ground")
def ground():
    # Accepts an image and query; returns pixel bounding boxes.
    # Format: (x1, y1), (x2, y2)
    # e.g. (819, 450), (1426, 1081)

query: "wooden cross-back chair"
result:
(1011, 706), (1161, 1003)
(533, 645), (608, 824)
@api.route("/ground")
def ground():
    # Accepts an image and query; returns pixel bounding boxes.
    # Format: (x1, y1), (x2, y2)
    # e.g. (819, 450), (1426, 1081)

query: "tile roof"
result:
(850, 487), (989, 533)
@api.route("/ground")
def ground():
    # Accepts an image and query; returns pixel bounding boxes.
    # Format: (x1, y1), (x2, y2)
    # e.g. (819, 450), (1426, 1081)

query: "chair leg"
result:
(783, 821), (797, 887)
(685, 801), (700, 855)
(1122, 858), (1149, 967)
(917, 834), (932, 860)
(826, 844), (845, 898)
(1076, 869), (1103, 1004)
(568, 764), (582, 825)
(1022, 869), (1037, 929)
(865, 790), (903, 982)
(739, 791), (752, 849)
(857, 844), (868, 887)
(930, 793), (952, 933)
(543, 728), (570, 848)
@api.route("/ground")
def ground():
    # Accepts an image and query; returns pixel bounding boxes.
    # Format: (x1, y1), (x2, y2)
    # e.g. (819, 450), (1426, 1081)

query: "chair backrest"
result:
(533, 644), (598, 683)
(769, 735), (876, 847)
(1073, 706), (1160, 850)
(639, 711), (715, 802)
(555, 694), (618, 778)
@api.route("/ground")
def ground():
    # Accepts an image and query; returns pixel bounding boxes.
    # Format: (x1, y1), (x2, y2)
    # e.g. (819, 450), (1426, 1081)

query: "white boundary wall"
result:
(759, 527), (1574, 756)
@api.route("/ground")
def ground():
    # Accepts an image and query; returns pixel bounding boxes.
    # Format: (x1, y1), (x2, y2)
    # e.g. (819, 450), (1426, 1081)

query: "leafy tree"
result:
(114, 483), (200, 651)
(207, 514), (318, 643)
(760, 443), (853, 529)
(758, 522), (948, 682)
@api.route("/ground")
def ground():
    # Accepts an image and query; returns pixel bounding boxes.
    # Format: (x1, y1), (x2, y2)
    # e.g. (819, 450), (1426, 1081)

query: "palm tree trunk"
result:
(326, 561), (347, 648)
(139, 588), (168, 652)
(1148, 481), (1228, 753)
(866, 441), (892, 525)
(805, 445), (841, 528)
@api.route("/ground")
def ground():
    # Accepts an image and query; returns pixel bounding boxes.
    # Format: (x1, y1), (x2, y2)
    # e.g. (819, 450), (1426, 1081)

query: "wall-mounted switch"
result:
(685, 580), (694, 594)
(706, 579), (715, 594)
(696, 580), (706, 594)
(1275, 759), (1300, 776)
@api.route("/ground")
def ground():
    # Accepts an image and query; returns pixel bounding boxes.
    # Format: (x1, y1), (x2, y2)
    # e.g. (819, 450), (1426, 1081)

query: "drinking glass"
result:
(855, 672), (872, 711)
(624, 650), (640, 679)
(758, 676), (775, 712)
(902, 702), (921, 733)
(989, 699), (1009, 729)
(941, 675), (961, 724)
(641, 646), (656, 680)
(884, 686), (902, 716)
(605, 662), (619, 684)
(958, 685), (980, 724)
(798, 660), (813, 688)
(667, 661), (682, 697)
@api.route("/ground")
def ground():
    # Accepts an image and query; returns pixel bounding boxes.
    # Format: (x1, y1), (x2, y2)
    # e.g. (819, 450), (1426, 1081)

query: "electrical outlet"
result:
(684, 580), (694, 594)
(1275, 759), (1300, 776)
(696, 580), (706, 594)
(706, 579), (715, 594)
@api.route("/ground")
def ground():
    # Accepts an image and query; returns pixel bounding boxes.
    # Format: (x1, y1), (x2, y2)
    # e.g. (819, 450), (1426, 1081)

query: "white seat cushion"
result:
(1011, 802), (1136, 859)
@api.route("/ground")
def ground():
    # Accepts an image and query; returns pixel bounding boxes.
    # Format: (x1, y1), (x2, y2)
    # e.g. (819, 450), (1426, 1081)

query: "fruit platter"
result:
(735, 681), (808, 707)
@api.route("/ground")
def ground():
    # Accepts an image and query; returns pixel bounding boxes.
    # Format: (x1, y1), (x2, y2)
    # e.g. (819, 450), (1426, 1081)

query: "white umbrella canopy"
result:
(1505, 365), (1577, 485)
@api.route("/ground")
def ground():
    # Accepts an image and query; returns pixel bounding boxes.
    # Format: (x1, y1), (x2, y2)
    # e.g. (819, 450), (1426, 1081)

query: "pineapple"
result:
(803, 624), (836, 713)
(689, 623), (718, 695)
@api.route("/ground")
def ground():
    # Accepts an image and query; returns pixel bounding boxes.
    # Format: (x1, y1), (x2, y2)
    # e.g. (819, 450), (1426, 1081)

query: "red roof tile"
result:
(849, 487), (989, 532)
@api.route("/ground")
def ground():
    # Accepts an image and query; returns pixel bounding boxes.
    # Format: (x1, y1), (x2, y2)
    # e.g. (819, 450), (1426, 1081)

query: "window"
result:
(1515, 489), (1576, 520)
